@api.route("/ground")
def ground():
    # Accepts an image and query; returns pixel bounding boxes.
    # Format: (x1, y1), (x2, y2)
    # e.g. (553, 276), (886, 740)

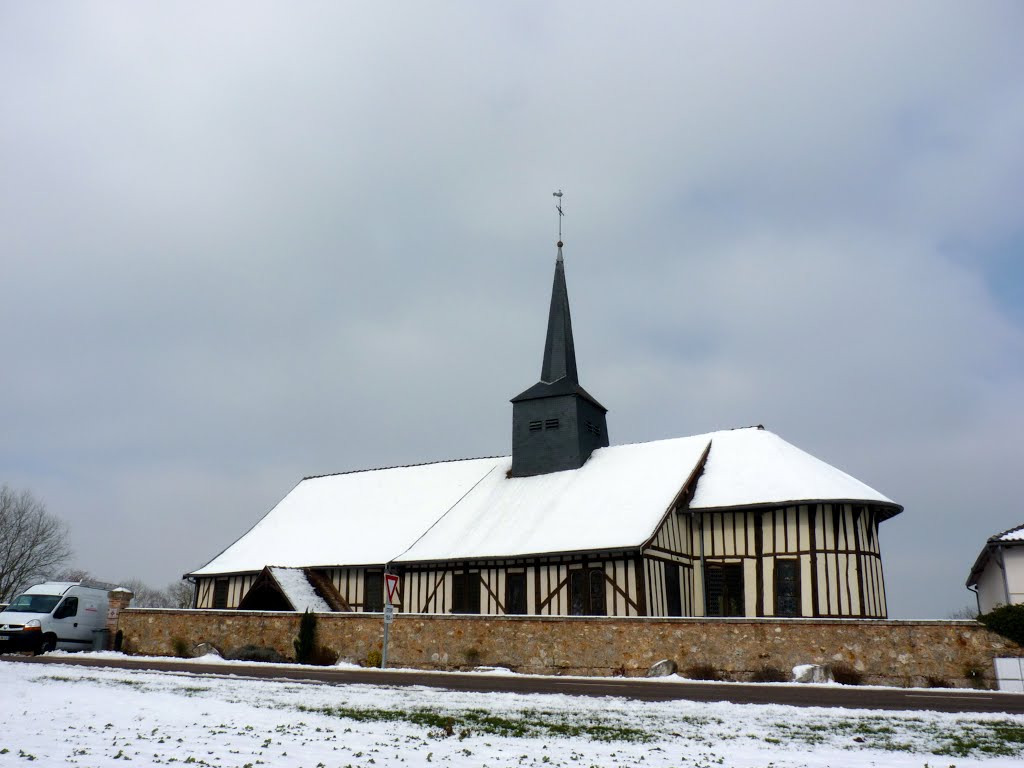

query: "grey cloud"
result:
(1, 3), (1021, 616)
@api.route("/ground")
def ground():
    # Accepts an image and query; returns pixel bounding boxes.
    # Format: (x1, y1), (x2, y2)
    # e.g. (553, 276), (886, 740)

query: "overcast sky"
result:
(2, 3), (1022, 618)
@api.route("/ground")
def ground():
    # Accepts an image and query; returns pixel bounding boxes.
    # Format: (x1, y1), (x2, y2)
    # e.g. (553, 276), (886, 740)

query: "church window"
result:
(569, 567), (606, 615)
(505, 572), (527, 614)
(366, 573), (385, 614)
(586, 421), (601, 436)
(705, 563), (744, 617)
(364, 571), (384, 612)
(665, 563), (682, 617)
(452, 571), (480, 614)
(544, 418), (560, 430)
(529, 420), (543, 432)
(212, 578), (229, 609)
(774, 559), (801, 617)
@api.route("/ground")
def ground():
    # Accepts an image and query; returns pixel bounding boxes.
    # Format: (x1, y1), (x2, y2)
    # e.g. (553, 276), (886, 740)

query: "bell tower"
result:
(510, 195), (609, 477)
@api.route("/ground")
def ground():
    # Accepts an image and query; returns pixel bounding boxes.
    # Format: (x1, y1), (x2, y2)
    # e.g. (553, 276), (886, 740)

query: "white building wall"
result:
(1007, 548), (1024, 606)
(976, 547), (1024, 614)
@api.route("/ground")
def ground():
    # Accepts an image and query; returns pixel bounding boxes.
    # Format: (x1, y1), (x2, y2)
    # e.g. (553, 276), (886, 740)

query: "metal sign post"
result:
(381, 572), (399, 669)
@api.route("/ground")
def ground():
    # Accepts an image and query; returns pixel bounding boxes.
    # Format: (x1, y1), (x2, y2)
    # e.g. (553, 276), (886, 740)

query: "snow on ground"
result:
(1, 659), (1022, 768)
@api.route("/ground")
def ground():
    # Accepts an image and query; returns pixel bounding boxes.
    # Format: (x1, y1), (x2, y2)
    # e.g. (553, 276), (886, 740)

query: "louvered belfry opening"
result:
(510, 244), (609, 477)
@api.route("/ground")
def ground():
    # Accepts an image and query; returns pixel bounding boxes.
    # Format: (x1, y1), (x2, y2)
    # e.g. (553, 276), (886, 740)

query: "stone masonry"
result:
(117, 610), (1023, 689)
(104, 588), (134, 651)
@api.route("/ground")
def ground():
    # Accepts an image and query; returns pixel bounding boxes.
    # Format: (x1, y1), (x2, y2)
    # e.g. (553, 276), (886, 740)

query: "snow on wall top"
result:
(268, 567), (332, 613)
(190, 427), (898, 575)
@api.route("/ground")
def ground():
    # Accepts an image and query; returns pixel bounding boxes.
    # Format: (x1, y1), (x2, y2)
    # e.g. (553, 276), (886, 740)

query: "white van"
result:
(0, 581), (113, 654)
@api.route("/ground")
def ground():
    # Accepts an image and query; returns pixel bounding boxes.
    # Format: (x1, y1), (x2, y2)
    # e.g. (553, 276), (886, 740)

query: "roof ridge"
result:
(302, 455), (507, 481)
(990, 522), (1024, 541)
(305, 428), (772, 481)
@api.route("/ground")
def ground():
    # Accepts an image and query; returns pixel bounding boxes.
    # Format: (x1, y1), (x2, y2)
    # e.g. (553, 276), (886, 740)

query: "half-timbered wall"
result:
(323, 567), (384, 611)
(193, 504), (887, 618)
(677, 503), (887, 619)
(400, 553), (644, 617)
(195, 570), (384, 612)
(642, 505), (696, 617)
(195, 574), (255, 609)
(810, 503), (887, 618)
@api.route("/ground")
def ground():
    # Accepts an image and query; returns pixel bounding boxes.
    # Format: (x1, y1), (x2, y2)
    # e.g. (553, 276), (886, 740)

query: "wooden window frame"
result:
(452, 571), (481, 614)
(705, 562), (744, 617)
(505, 572), (527, 615)
(773, 558), (801, 617)
(569, 567), (607, 616)
(212, 578), (230, 609)
(364, 571), (384, 612)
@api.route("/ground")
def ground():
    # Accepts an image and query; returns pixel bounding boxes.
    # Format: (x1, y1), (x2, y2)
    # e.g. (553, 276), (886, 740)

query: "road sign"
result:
(383, 605), (395, 624)
(385, 573), (400, 605)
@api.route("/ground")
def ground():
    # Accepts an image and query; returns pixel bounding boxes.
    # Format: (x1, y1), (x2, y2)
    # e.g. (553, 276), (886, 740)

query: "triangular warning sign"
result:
(384, 573), (400, 604)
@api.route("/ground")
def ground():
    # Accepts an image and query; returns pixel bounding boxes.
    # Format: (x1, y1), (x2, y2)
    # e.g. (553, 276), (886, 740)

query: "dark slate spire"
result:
(510, 241), (609, 477)
(540, 245), (578, 384)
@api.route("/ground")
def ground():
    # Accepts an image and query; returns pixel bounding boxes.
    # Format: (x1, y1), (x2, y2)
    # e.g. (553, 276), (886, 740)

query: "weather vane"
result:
(553, 189), (564, 244)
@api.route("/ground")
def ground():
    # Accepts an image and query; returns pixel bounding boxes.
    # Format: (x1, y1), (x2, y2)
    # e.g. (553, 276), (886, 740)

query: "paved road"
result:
(5, 654), (1024, 715)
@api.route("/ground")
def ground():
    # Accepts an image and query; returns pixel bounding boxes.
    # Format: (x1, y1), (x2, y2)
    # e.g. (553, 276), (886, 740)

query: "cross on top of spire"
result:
(553, 190), (564, 254)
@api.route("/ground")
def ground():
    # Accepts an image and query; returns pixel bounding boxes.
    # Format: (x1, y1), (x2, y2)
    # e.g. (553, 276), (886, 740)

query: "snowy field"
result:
(2, 659), (1023, 768)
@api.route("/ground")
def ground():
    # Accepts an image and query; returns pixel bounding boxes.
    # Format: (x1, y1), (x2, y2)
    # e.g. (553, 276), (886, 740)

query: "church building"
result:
(188, 237), (902, 618)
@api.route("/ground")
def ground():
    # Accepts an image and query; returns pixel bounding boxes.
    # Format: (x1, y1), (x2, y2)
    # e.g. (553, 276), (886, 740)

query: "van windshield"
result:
(6, 594), (62, 613)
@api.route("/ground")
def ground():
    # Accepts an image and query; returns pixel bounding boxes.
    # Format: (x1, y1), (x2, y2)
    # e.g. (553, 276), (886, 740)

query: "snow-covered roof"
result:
(191, 457), (501, 576)
(396, 435), (710, 562)
(965, 523), (1024, 587)
(992, 523), (1024, 543)
(190, 427), (899, 576)
(268, 568), (332, 613)
(689, 428), (896, 511)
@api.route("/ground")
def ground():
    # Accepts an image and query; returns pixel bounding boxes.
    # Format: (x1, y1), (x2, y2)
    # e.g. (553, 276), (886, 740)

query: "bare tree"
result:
(50, 567), (94, 583)
(947, 604), (979, 620)
(0, 484), (72, 603)
(166, 579), (195, 609)
(118, 578), (170, 608)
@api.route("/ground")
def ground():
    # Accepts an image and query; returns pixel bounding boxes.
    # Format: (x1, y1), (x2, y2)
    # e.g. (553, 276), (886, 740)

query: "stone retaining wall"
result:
(117, 609), (1023, 688)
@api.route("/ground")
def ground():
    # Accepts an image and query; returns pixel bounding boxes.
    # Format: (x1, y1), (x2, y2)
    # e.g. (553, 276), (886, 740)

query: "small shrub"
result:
(363, 649), (383, 668)
(683, 663), (722, 681)
(294, 609), (317, 664)
(977, 604), (1024, 646)
(964, 664), (988, 689)
(925, 675), (951, 688)
(171, 637), (191, 658)
(463, 647), (481, 666)
(226, 645), (286, 663)
(831, 663), (864, 685)
(311, 645), (338, 666)
(749, 665), (787, 683)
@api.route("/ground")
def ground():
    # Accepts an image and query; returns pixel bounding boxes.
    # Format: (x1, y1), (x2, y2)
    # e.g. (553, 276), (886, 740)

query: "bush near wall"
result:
(117, 609), (1024, 689)
(978, 604), (1024, 647)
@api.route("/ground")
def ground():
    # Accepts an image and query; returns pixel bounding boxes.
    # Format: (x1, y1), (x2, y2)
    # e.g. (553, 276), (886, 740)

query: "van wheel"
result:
(36, 636), (57, 655)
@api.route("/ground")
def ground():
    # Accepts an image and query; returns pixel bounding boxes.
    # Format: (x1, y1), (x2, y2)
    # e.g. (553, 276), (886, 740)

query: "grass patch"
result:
(931, 721), (1024, 758)
(769, 715), (1024, 759)
(295, 705), (653, 743)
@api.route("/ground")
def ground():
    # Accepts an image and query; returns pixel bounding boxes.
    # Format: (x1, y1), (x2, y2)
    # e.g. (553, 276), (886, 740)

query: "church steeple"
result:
(540, 245), (578, 384)
(510, 233), (609, 478)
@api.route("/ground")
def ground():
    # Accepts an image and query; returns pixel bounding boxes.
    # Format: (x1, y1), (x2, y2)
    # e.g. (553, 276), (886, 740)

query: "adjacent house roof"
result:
(189, 426), (900, 578)
(966, 522), (1024, 587)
